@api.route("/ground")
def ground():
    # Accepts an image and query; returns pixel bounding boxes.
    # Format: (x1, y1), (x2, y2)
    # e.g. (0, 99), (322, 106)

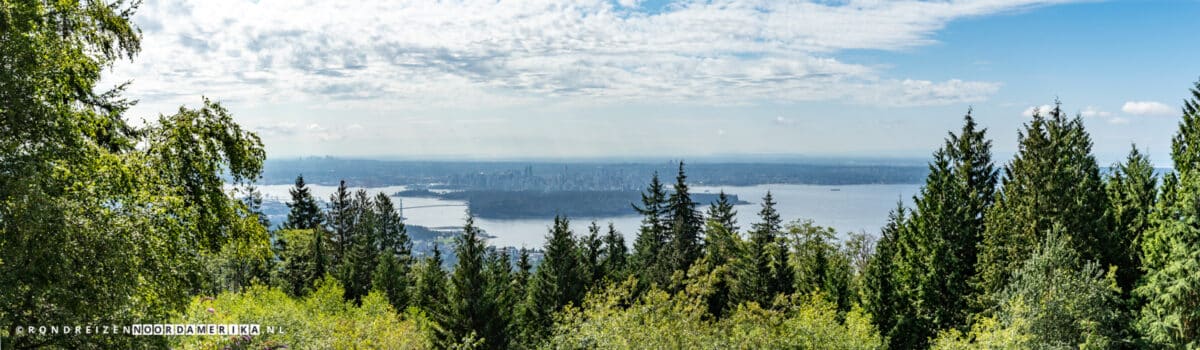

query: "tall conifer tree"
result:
(1105, 145), (1156, 296)
(519, 215), (582, 344)
(864, 202), (905, 349)
(283, 175), (324, 230)
(632, 173), (670, 289)
(444, 214), (503, 348)
(667, 161), (704, 274)
(891, 111), (998, 347)
(1137, 80), (1200, 347)
(976, 102), (1108, 309)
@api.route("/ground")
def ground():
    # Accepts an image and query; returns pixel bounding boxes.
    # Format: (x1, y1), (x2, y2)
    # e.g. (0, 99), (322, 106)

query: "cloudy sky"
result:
(104, 0), (1200, 164)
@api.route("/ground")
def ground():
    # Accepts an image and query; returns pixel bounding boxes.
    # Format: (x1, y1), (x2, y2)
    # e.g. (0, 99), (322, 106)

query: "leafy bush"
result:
(545, 278), (882, 349)
(172, 277), (434, 349)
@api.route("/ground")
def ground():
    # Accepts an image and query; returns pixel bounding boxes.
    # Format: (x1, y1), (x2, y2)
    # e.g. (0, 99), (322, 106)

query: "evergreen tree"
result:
(863, 203), (905, 349)
(368, 192), (412, 309)
(632, 172), (670, 289)
(444, 214), (503, 348)
(667, 161), (704, 275)
(273, 228), (329, 297)
(600, 223), (628, 283)
(1105, 145), (1157, 296)
(372, 249), (409, 311)
(326, 180), (354, 266)
(1137, 80), (1200, 347)
(411, 244), (447, 319)
(703, 219), (740, 318)
(734, 191), (793, 307)
(977, 102), (1108, 309)
(484, 249), (516, 349)
(341, 190), (378, 302)
(580, 221), (606, 291)
(519, 215), (582, 344)
(707, 190), (739, 234)
(284, 175), (324, 230)
(890, 112), (998, 347)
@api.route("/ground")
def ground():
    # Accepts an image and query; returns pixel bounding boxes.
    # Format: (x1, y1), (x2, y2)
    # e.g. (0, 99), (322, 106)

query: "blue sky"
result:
(106, 0), (1200, 165)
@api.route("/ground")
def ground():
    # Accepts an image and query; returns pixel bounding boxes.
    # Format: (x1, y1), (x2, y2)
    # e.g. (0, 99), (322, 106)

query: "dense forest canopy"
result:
(6, 1), (1200, 349)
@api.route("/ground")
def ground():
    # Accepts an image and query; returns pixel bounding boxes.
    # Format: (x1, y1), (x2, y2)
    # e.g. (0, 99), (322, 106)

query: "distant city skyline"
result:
(104, 0), (1200, 166)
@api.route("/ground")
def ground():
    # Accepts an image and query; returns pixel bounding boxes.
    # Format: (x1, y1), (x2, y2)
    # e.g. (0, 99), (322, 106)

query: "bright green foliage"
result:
(283, 175), (324, 230)
(1104, 145), (1157, 296)
(703, 219), (740, 318)
(863, 203), (905, 348)
(600, 223), (628, 283)
(444, 215), (506, 348)
(787, 220), (854, 313)
(666, 161), (704, 275)
(632, 172), (671, 289)
(173, 278), (434, 349)
(733, 191), (795, 308)
(411, 244), (448, 320)
(977, 103), (1108, 309)
(545, 277), (882, 349)
(931, 315), (1032, 350)
(937, 230), (1123, 349)
(1, 14), (266, 335)
(519, 215), (584, 344)
(1137, 80), (1200, 348)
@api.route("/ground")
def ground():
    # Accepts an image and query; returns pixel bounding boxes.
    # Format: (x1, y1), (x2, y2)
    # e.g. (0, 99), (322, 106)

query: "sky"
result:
(104, 0), (1200, 165)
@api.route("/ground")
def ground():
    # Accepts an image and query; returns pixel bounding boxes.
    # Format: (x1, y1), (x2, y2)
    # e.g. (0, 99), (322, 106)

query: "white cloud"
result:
(1022, 104), (1053, 117)
(1080, 106), (1111, 118)
(104, 0), (1083, 113)
(1121, 101), (1174, 116)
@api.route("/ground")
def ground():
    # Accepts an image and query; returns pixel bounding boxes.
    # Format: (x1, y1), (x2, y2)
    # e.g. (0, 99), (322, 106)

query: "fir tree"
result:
(863, 203), (905, 349)
(734, 191), (793, 307)
(600, 223), (628, 283)
(707, 190), (739, 234)
(632, 172), (670, 289)
(283, 175), (324, 230)
(411, 244), (447, 319)
(667, 161), (704, 275)
(890, 112), (998, 347)
(444, 214), (503, 348)
(326, 180), (354, 266)
(1105, 145), (1156, 296)
(341, 190), (377, 302)
(1137, 79), (1200, 347)
(483, 249), (516, 349)
(519, 215), (582, 344)
(977, 102), (1108, 310)
(580, 221), (605, 291)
